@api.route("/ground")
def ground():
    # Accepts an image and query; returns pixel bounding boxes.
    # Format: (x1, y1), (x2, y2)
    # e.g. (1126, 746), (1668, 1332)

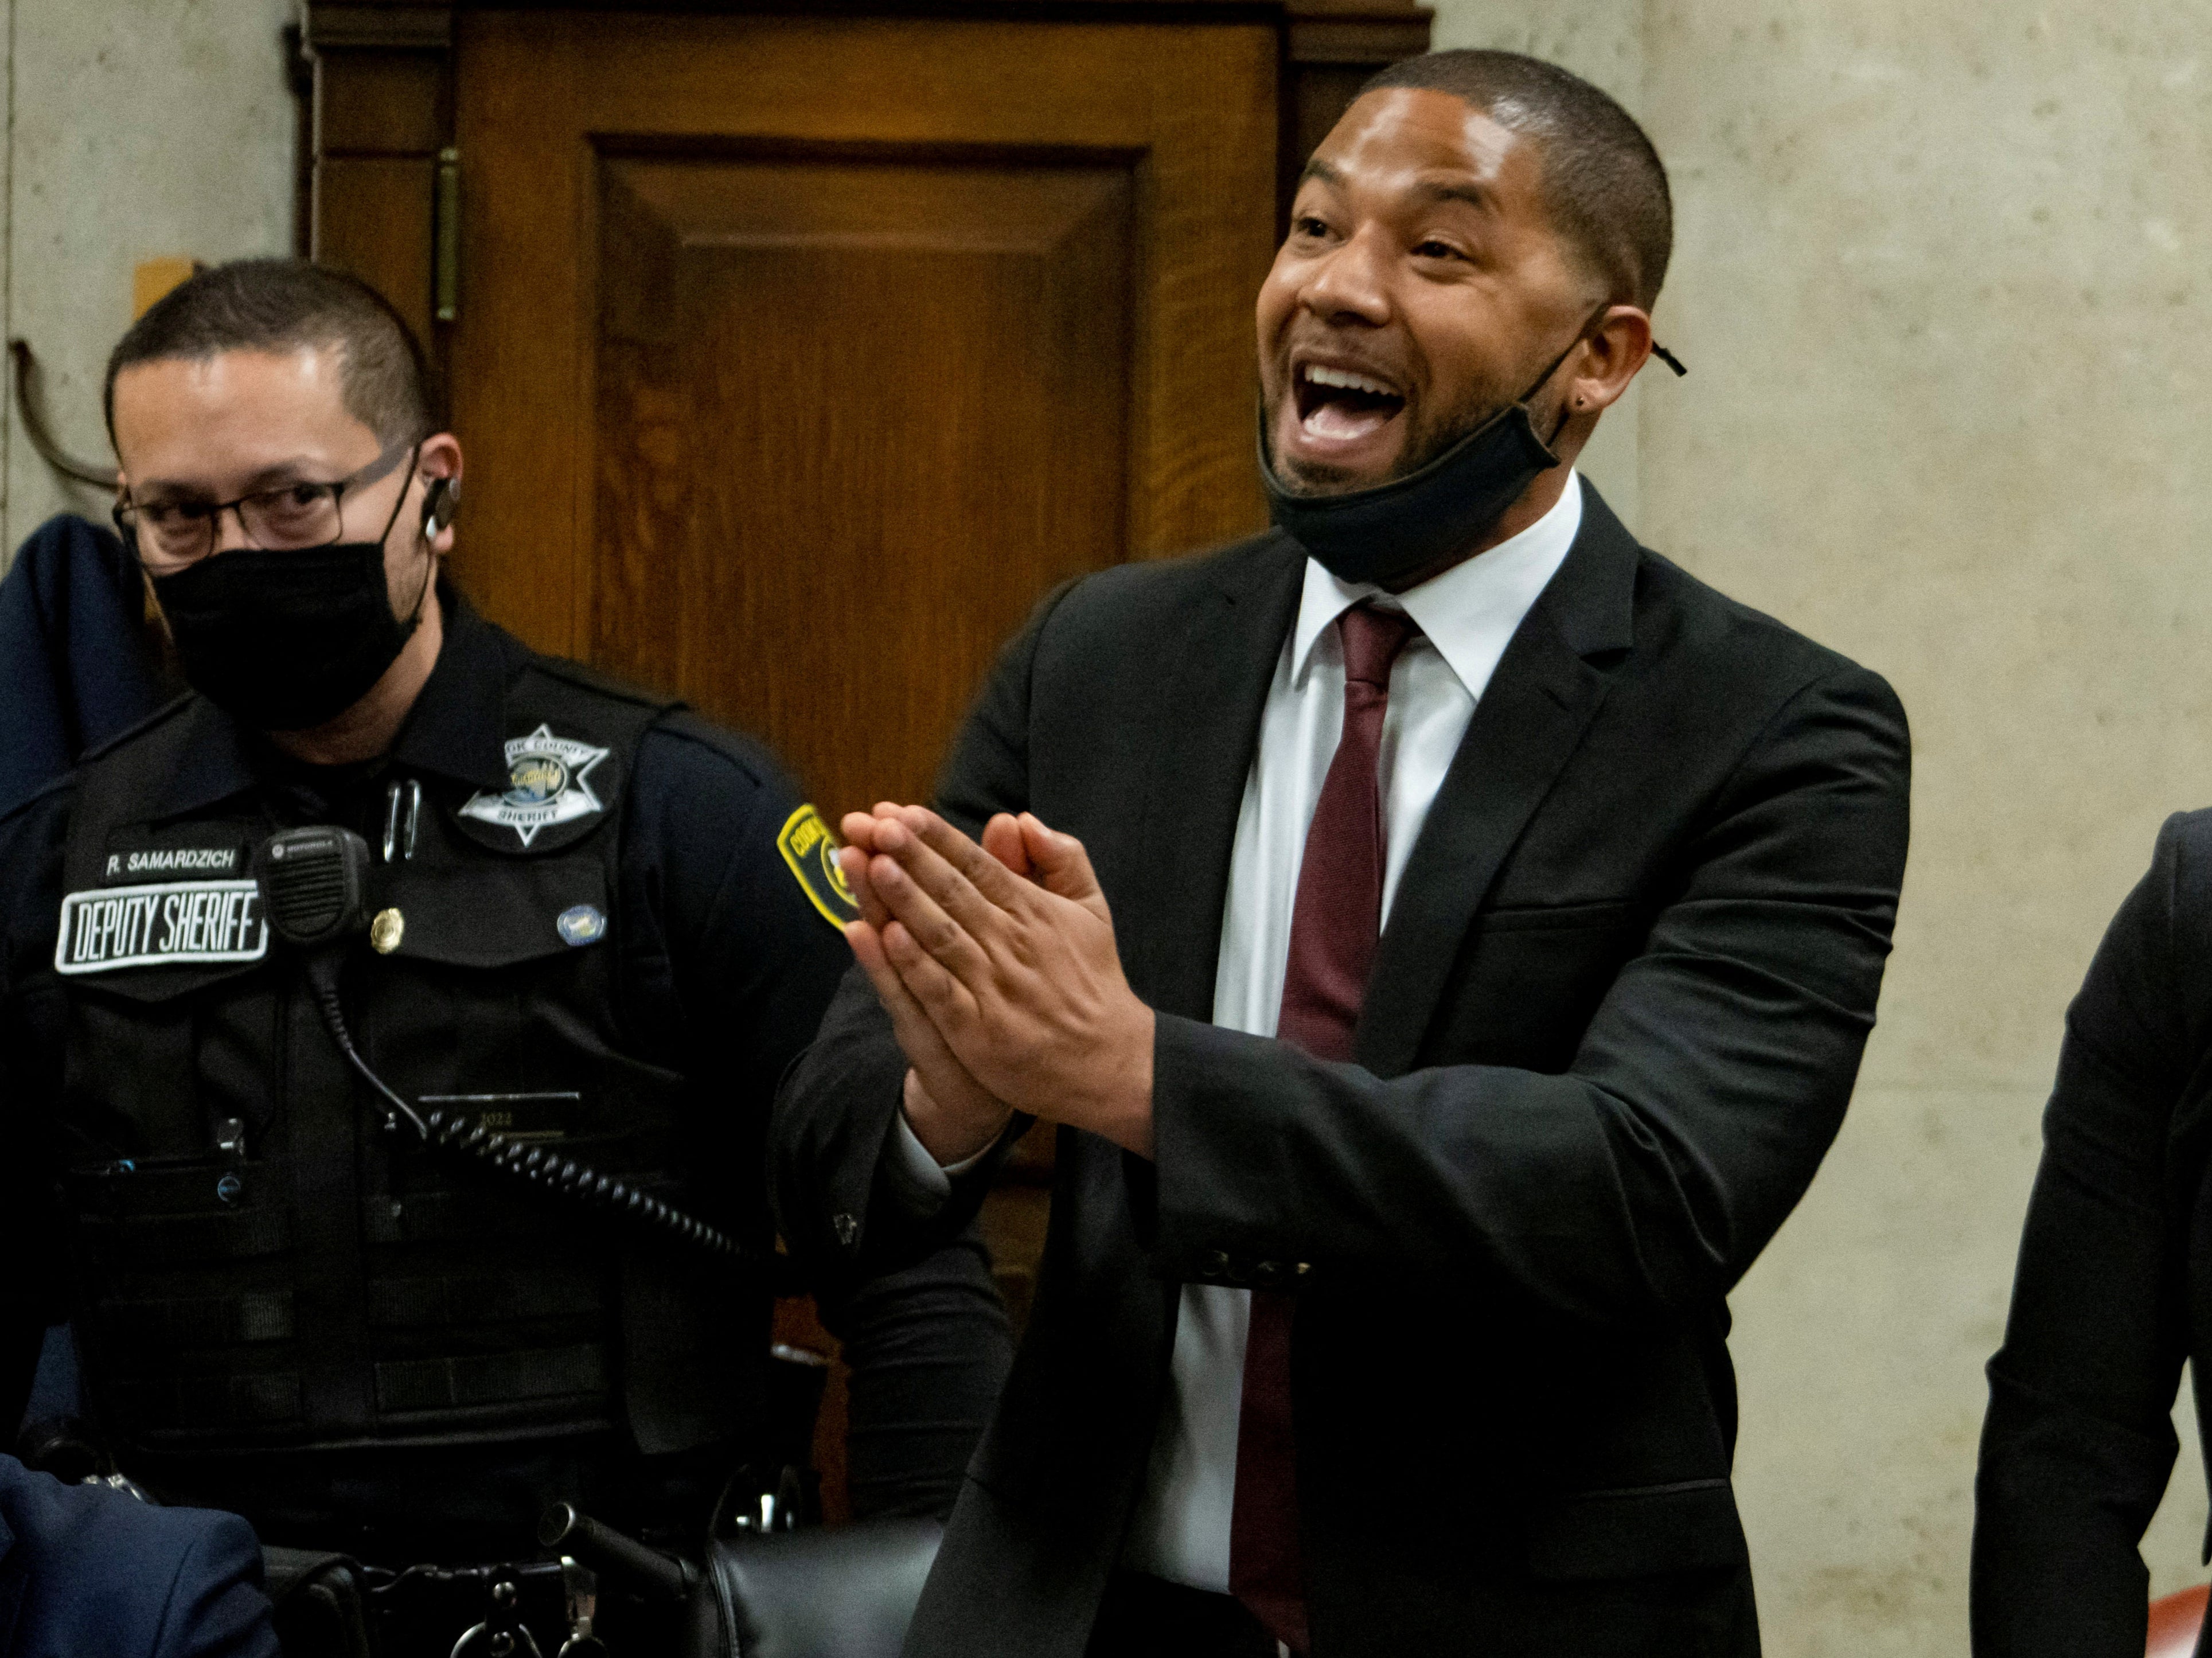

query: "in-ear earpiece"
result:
(421, 475), (460, 537)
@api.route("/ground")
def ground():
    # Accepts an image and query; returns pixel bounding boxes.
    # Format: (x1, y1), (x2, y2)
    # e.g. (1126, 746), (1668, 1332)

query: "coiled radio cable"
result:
(255, 824), (799, 1294)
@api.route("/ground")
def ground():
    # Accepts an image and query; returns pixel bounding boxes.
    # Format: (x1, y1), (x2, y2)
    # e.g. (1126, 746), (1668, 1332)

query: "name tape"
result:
(103, 845), (243, 881)
(56, 879), (269, 976)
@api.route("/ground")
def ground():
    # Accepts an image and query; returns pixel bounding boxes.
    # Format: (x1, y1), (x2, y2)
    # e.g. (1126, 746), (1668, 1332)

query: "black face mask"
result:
(151, 482), (431, 734)
(1260, 329), (1586, 590)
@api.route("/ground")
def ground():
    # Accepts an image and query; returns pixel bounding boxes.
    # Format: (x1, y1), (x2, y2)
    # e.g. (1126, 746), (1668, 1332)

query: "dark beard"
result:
(1393, 371), (1535, 478)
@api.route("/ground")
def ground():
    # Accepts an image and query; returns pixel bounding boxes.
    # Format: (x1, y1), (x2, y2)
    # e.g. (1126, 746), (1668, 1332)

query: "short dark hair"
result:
(104, 258), (432, 447)
(1357, 49), (1672, 310)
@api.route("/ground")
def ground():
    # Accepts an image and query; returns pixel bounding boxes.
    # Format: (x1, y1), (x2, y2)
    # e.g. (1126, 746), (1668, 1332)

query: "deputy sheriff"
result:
(0, 262), (1011, 1585)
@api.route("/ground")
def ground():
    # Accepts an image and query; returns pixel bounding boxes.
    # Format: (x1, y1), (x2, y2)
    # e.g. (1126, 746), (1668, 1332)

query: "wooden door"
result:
(450, 10), (1279, 819)
(303, 0), (1427, 1527)
(436, 9), (1281, 1518)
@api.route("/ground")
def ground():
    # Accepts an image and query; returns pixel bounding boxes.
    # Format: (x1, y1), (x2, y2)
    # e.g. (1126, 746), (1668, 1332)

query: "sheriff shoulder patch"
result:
(458, 724), (611, 849)
(56, 880), (268, 975)
(778, 804), (861, 929)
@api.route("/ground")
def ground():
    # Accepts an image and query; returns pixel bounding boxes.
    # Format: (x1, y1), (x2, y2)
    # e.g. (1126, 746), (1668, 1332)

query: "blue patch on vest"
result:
(556, 904), (606, 947)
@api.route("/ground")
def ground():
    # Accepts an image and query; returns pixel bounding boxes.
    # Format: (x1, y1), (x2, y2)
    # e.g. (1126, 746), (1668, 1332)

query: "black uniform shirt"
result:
(0, 591), (1009, 1547)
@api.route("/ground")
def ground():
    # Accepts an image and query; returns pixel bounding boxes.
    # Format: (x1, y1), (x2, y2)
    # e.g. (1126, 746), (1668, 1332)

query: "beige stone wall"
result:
(1426, 0), (2212, 1650)
(0, 0), (298, 556)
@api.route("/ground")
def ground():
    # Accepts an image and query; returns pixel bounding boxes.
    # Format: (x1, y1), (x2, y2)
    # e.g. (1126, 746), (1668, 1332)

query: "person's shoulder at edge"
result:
(633, 709), (798, 801)
(2148, 802), (2212, 908)
(621, 696), (839, 949)
(481, 611), (678, 723)
(0, 694), (203, 1032)
(1070, 496), (1887, 699)
(1581, 484), (1894, 704)
(489, 610), (806, 810)
(0, 1453), (276, 1657)
(0, 683), (209, 905)
(0, 772), (74, 856)
(0, 685), (200, 844)
(2094, 805), (2212, 1057)
(1614, 544), (1913, 846)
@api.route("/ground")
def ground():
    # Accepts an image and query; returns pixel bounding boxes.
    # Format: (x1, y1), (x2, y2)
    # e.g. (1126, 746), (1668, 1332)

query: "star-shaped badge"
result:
(458, 724), (611, 848)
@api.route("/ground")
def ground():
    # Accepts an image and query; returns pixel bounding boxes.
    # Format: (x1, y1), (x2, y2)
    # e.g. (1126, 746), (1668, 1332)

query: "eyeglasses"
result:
(115, 438), (420, 570)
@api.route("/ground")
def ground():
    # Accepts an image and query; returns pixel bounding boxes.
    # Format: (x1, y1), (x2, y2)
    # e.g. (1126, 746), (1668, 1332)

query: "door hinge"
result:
(434, 146), (461, 322)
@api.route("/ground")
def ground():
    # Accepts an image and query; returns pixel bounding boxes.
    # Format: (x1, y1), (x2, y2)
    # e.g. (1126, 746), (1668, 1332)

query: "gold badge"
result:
(369, 907), (405, 954)
(777, 805), (861, 929)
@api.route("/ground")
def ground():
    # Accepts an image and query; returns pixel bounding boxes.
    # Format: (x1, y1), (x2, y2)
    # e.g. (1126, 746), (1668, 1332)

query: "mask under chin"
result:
(1258, 398), (1562, 589)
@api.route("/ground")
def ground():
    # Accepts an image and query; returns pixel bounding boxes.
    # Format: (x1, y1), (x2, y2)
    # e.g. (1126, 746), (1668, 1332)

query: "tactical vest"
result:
(55, 655), (766, 1468)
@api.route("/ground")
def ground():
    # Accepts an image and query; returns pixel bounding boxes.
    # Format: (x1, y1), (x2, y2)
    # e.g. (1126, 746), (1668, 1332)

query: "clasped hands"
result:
(837, 805), (1156, 1165)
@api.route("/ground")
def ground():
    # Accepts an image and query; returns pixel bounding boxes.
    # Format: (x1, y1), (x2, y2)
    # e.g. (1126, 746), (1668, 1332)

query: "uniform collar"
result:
(150, 581), (513, 820)
(388, 587), (516, 794)
(1289, 469), (1584, 698)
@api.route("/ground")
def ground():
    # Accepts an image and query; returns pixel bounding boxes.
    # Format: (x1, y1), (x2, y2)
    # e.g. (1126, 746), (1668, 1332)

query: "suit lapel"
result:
(1355, 484), (1643, 1076)
(1128, 536), (1305, 1021)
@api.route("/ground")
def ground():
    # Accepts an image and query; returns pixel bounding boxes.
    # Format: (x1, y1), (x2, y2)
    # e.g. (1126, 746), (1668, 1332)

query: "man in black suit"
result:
(774, 48), (1911, 1657)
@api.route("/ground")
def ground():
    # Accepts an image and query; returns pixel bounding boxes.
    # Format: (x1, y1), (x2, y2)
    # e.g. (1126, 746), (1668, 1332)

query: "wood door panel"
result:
(594, 151), (1133, 816)
(449, 6), (1280, 1520)
(310, 0), (1426, 1528)
(317, 51), (444, 155)
(454, 10), (1277, 672)
(315, 156), (435, 345)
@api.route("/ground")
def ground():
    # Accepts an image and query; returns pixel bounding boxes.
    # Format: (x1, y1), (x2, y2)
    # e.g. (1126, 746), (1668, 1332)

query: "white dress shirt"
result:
(891, 472), (1585, 1591)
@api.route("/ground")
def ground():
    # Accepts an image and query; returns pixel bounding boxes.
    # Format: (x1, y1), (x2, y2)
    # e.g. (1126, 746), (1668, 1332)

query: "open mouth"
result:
(1292, 362), (1407, 443)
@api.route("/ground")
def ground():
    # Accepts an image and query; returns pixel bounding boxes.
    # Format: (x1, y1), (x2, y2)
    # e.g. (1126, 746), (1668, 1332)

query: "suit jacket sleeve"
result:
(150, 1511), (280, 1658)
(771, 582), (1073, 1280)
(1149, 662), (1911, 1323)
(1971, 814), (2210, 1658)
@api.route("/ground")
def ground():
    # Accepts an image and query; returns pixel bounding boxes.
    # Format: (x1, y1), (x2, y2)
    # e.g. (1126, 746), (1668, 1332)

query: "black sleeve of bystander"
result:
(1972, 810), (2212, 1658)
(630, 717), (1011, 1520)
(0, 781), (77, 1444)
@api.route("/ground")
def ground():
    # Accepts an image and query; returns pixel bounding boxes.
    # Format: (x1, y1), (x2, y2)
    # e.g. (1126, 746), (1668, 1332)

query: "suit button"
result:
(833, 1212), (860, 1247)
(1202, 1250), (1230, 1281)
(1223, 1259), (1250, 1286)
(1253, 1260), (1285, 1287)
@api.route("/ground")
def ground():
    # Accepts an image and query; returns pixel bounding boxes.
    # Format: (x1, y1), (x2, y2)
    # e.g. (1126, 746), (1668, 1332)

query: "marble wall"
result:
(1426, 0), (2212, 1650)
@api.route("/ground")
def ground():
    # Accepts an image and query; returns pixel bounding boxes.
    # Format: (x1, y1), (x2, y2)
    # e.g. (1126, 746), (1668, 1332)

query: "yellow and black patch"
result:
(778, 804), (861, 929)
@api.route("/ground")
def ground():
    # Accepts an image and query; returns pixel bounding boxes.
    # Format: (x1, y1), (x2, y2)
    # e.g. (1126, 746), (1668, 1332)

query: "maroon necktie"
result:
(1229, 603), (1417, 1654)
